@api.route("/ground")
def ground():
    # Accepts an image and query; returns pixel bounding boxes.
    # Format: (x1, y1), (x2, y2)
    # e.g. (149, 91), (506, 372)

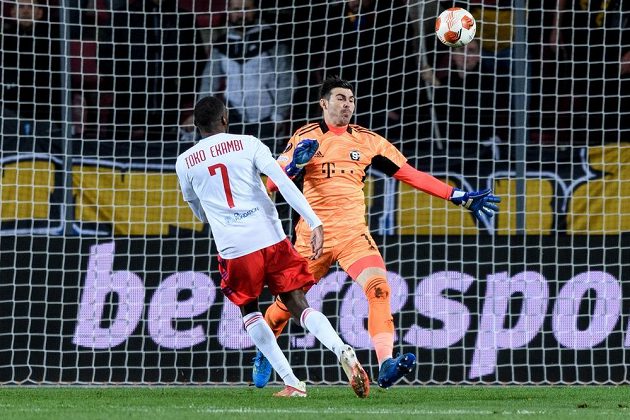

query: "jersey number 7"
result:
(208, 163), (235, 208)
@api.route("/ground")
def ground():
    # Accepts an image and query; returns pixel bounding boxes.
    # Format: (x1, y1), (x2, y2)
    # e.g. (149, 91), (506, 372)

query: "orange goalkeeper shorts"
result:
(294, 223), (383, 281)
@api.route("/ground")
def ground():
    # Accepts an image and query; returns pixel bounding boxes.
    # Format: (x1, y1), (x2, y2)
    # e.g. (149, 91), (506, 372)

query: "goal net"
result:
(1, 0), (628, 385)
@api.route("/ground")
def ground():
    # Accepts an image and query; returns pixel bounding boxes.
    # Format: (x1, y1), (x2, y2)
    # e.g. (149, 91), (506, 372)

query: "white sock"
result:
(300, 308), (346, 360)
(243, 312), (300, 387)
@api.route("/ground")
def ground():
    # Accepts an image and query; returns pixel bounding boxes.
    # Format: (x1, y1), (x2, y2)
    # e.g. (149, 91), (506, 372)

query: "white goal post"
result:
(0, 0), (628, 385)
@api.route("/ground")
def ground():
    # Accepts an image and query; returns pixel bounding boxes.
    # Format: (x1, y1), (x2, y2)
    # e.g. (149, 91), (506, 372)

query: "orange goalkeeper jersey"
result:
(276, 121), (407, 237)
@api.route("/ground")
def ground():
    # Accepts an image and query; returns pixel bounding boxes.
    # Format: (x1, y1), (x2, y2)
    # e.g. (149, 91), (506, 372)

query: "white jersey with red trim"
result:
(176, 133), (285, 258)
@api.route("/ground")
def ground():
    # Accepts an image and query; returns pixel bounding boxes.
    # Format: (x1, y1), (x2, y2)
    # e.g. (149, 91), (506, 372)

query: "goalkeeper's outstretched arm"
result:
(392, 163), (453, 199)
(393, 163), (500, 220)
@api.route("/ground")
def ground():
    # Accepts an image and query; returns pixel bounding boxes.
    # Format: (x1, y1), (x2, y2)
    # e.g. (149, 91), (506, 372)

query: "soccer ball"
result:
(435, 7), (476, 48)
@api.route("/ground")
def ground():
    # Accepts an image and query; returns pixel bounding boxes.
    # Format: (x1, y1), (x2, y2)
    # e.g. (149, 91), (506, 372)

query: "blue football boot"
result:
(377, 353), (416, 389)
(252, 350), (272, 388)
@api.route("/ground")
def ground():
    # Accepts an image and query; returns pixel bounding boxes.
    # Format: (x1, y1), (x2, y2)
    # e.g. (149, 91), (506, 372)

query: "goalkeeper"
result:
(254, 76), (500, 389)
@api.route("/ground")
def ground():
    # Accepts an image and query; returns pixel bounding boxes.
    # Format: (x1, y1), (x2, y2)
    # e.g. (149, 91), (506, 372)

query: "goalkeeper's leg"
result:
(346, 255), (417, 389)
(347, 256), (395, 364)
(264, 297), (291, 337)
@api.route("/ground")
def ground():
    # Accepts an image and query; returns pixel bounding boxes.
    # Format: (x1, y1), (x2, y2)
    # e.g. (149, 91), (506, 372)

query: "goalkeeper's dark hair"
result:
(319, 75), (354, 100)
(194, 96), (225, 133)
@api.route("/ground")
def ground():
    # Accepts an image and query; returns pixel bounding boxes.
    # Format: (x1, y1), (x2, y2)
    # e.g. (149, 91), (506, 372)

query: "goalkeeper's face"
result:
(320, 88), (355, 127)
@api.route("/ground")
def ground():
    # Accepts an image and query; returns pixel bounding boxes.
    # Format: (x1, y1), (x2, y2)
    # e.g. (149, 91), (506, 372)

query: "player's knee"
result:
(363, 276), (391, 303)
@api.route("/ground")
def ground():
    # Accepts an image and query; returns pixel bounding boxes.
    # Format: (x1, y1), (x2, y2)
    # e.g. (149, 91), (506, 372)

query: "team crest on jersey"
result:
(283, 143), (293, 153)
(350, 150), (361, 161)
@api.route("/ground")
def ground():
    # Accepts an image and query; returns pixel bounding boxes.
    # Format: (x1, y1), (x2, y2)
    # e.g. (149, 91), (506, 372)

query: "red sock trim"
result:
(243, 313), (263, 330)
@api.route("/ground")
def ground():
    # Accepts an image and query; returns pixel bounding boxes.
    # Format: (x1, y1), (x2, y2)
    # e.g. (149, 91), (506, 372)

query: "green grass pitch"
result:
(1, 385), (629, 419)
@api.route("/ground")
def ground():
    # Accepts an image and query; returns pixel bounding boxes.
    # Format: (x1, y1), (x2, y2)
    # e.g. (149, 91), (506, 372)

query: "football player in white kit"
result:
(176, 96), (369, 398)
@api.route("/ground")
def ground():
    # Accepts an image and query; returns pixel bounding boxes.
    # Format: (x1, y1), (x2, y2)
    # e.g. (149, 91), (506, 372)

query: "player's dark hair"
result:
(194, 96), (225, 133)
(319, 75), (354, 100)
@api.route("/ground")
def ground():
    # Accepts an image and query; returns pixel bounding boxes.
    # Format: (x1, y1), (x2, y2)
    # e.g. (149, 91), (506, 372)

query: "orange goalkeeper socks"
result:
(264, 298), (292, 338)
(372, 332), (395, 366)
(364, 276), (395, 365)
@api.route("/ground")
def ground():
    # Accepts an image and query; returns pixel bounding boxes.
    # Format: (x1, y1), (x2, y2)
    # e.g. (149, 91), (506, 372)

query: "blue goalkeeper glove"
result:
(450, 188), (501, 220)
(285, 139), (319, 177)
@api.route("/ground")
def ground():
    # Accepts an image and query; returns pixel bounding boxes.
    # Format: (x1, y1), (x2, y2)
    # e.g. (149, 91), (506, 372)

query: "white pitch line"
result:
(195, 407), (548, 416)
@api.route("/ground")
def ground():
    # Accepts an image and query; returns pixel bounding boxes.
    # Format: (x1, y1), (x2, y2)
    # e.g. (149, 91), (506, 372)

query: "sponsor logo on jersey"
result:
(223, 207), (260, 224)
(350, 150), (360, 161)
(314, 150), (324, 158)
